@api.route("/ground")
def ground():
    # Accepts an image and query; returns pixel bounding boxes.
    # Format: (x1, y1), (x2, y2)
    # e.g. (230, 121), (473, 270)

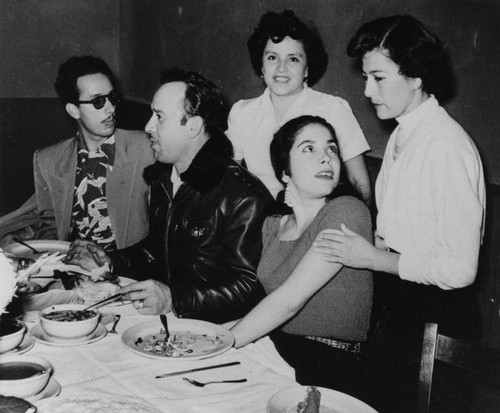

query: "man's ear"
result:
(186, 115), (204, 138)
(282, 172), (290, 183)
(66, 103), (80, 120)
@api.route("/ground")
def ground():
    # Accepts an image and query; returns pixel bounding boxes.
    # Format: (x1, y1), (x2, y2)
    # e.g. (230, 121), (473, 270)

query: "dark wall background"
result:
(1, 1), (499, 184)
(118, 0), (500, 185)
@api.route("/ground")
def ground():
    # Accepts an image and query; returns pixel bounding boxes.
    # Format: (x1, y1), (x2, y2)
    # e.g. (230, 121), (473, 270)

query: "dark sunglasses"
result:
(77, 91), (120, 110)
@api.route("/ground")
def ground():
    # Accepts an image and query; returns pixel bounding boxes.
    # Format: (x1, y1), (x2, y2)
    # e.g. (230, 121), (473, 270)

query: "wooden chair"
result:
(417, 322), (500, 413)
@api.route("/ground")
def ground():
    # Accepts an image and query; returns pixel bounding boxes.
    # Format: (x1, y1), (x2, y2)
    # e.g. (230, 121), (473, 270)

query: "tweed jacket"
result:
(33, 129), (155, 249)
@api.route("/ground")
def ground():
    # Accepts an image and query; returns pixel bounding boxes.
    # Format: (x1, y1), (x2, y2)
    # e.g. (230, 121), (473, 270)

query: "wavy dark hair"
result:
(54, 55), (116, 104)
(347, 15), (455, 101)
(160, 68), (226, 138)
(247, 10), (328, 86)
(270, 115), (362, 201)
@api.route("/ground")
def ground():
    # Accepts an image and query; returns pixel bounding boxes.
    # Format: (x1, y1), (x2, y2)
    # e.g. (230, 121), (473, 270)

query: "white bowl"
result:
(39, 304), (100, 339)
(0, 355), (52, 398)
(0, 319), (26, 353)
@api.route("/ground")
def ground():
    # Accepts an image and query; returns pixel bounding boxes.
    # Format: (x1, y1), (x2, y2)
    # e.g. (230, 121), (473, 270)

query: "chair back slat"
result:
(417, 323), (438, 413)
(417, 322), (500, 413)
(436, 335), (500, 386)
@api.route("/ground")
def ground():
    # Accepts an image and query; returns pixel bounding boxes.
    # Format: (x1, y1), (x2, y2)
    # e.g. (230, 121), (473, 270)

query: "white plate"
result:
(4, 240), (70, 260)
(121, 318), (234, 360)
(30, 323), (107, 346)
(34, 395), (162, 413)
(0, 332), (34, 355)
(267, 386), (378, 413)
(27, 377), (61, 402)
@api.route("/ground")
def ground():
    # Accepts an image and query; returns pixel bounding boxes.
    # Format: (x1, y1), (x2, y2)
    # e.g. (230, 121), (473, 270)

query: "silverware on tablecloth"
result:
(13, 237), (48, 254)
(182, 377), (247, 387)
(108, 314), (121, 334)
(155, 361), (241, 379)
(82, 293), (124, 311)
(160, 314), (170, 342)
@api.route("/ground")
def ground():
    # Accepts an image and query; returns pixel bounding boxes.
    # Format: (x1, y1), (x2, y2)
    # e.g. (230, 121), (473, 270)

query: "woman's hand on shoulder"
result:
(313, 223), (376, 269)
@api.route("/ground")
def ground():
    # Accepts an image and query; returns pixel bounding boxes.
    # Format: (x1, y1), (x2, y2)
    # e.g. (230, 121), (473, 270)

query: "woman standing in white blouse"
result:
(313, 15), (486, 411)
(227, 10), (372, 205)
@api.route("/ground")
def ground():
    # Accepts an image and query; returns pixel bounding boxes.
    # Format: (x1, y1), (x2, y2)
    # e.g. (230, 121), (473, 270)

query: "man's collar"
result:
(144, 129), (232, 192)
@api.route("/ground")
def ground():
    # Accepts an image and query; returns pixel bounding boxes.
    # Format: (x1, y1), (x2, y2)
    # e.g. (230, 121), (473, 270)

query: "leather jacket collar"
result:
(143, 129), (232, 193)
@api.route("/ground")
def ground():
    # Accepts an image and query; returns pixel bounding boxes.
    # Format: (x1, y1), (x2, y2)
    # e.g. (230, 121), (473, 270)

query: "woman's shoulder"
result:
(304, 88), (355, 113)
(325, 195), (369, 216)
(316, 196), (371, 235)
(230, 93), (266, 115)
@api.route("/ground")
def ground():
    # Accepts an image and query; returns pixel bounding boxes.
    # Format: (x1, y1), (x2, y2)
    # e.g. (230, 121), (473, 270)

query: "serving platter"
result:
(3, 240), (70, 260)
(267, 386), (378, 413)
(121, 318), (234, 360)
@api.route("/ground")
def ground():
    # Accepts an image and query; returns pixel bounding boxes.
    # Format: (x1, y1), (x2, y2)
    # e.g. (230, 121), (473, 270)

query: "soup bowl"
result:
(0, 355), (52, 398)
(0, 319), (26, 353)
(39, 303), (100, 340)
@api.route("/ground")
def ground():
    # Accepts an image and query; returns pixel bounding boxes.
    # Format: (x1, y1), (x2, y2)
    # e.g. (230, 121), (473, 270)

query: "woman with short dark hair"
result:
(314, 15), (486, 410)
(227, 10), (372, 205)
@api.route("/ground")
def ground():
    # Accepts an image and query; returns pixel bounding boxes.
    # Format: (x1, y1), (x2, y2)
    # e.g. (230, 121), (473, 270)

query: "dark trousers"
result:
(269, 330), (364, 399)
(365, 273), (480, 413)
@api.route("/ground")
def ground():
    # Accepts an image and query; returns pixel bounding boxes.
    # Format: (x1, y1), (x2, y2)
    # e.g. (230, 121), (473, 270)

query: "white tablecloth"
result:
(25, 308), (299, 413)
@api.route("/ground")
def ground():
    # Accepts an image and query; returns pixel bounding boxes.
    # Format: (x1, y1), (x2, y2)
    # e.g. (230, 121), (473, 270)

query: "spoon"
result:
(160, 314), (170, 342)
(13, 237), (47, 254)
(182, 378), (247, 387)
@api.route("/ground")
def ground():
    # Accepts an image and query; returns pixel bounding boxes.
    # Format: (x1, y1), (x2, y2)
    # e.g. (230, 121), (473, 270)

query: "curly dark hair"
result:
(347, 15), (454, 100)
(270, 115), (361, 201)
(54, 55), (116, 104)
(160, 68), (226, 137)
(247, 10), (328, 86)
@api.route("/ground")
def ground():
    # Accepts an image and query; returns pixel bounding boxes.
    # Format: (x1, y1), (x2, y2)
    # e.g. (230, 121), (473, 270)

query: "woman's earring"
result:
(284, 183), (296, 208)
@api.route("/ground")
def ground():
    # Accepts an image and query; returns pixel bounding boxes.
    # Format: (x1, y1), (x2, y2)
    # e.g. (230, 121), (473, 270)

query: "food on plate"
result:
(41, 309), (97, 322)
(0, 395), (37, 413)
(297, 386), (322, 413)
(34, 396), (162, 413)
(51, 270), (120, 303)
(134, 329), (223, 357)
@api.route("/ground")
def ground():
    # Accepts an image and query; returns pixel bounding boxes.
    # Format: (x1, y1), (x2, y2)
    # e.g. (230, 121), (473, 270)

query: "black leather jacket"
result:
(110, 131), (273, 323)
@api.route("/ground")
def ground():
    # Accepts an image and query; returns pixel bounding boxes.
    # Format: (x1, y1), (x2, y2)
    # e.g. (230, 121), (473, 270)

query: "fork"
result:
(108, 314), (121, 334)
(182, 378), (247, 387)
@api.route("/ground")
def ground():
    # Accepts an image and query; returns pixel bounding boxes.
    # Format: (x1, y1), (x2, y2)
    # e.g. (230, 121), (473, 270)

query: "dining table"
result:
(1, 238), (380, 412)
(20, 304), (300, 413)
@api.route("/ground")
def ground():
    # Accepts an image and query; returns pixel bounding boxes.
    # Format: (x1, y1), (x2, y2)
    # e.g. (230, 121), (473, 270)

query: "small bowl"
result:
(0, 319), (26, 353)
(39, 303), (100, 340)
(0, 355), (52, 398)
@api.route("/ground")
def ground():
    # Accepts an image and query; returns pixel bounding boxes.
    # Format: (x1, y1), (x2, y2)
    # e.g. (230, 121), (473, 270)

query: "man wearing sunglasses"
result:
(33, 55), (154, 250)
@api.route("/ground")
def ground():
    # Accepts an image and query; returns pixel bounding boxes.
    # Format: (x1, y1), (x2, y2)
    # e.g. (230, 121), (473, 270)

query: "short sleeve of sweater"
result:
(313, 196), (372, 243)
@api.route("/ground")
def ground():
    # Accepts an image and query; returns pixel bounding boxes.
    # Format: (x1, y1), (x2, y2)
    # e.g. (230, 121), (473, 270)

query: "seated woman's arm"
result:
(231, 242), (343, 348)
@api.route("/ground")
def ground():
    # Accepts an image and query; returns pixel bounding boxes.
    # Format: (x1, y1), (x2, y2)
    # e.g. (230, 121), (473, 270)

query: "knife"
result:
(155, 361), (241, 379)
